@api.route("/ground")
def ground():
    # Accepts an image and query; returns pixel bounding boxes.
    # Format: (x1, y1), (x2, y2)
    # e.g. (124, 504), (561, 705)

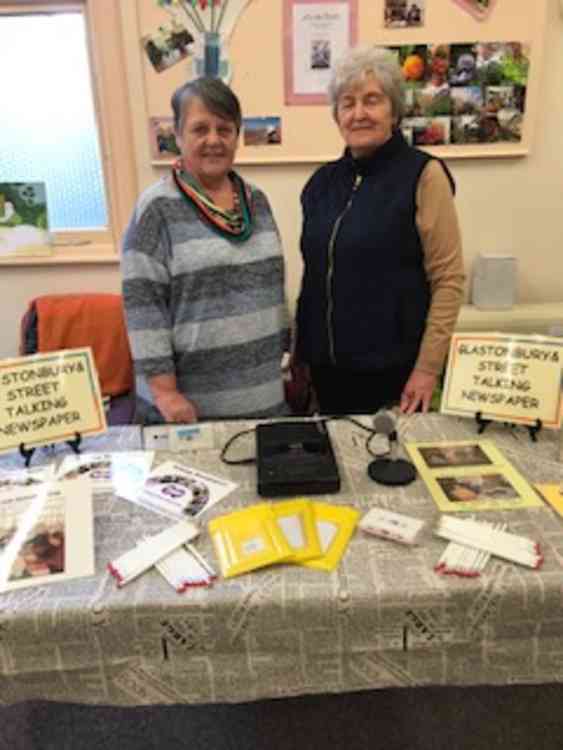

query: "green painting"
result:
(0, 182), (52, 257)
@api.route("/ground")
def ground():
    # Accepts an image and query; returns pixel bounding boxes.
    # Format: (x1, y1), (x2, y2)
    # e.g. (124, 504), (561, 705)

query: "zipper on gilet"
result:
(326, 173), (363, 364)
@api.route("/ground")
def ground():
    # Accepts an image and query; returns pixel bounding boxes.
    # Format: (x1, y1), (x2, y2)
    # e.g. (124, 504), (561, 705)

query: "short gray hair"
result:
(328, 46), (405, 123)
(171, 76), (242, 134)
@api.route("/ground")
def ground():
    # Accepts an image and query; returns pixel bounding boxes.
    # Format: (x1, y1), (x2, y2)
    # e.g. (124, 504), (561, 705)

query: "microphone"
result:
(367, 409), (416, 486)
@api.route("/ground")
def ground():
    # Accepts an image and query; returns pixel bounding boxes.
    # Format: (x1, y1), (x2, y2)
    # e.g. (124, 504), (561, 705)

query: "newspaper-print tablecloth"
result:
(1, 416), (563, 706)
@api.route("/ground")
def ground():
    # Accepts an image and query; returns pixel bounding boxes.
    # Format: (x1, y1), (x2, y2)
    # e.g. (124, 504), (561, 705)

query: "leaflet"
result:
(126, 459), (238, 521)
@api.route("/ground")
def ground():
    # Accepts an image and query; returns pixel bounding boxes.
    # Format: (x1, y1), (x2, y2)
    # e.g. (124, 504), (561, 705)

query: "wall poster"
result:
(284, 0), (358, 105)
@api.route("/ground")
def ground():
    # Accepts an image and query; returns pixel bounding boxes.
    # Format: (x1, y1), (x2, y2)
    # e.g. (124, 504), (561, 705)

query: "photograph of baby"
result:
(419, 444), (492, 468)
(437, 473), (519, 503)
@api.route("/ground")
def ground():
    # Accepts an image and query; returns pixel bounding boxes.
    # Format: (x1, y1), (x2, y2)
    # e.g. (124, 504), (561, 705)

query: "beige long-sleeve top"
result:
(414, 159), (465, 375)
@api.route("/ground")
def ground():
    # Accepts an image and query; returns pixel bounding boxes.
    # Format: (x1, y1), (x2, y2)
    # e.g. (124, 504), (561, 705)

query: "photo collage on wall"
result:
(387, 42), (529, 146)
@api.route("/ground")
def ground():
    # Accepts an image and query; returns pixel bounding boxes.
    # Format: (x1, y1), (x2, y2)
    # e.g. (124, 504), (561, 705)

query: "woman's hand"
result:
(155, 391), (198, 423)
(285, 355), (317, 414)
(148, 373), (198, 423)
(399, 369), (437, 415)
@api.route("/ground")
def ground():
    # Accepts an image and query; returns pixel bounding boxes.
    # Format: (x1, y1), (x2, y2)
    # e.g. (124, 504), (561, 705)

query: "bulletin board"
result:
(121, 0), (548, 166)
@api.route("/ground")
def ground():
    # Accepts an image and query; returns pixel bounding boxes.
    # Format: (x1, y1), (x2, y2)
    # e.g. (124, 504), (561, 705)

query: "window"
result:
(0, 1), (137, 263)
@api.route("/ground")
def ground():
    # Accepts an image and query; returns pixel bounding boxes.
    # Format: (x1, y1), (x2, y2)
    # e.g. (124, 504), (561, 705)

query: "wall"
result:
(0, 0), (562, 361)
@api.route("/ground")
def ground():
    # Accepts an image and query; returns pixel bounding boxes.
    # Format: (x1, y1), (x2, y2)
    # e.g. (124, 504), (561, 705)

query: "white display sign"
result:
(441, 333), (563, 428)
(0, 348), (106, 454)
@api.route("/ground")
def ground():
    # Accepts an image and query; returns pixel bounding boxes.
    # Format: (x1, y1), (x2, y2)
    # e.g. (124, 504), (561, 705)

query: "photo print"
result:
(419, 444), (492, 469)
(401, 116), (451, 146)
(384, 0), (425, 28)
(0, 491), (66, 583)
(437, 473), (519, 504)
(311, 38), (331, 70)
(486, 85), (515, 110)
(243, 117), (282, 146)
(451, 115), (481, 144)
(448, 44), (479, 87)
(451, 86), (483, 116)
(9, 518), (66, 580)
(389, 40), (529, 147)
(149, 117), (181, 160)
(414, 83), (452, 117)
(428, 44), (450, 82)
(142, 22), (194, 73)
(393, 45), (428, 84)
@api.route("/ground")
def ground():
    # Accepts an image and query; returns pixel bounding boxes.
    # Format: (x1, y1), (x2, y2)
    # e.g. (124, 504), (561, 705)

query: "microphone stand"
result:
(367, 429), (417, 486)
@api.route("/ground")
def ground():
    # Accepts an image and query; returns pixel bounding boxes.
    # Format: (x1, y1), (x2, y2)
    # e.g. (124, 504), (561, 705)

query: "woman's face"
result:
(176, 96), (239, 185)
(336, 73), (395, 157)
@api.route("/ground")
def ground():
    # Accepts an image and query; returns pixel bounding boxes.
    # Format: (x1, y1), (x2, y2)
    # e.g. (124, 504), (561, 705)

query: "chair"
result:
(19, 293), (135, 425)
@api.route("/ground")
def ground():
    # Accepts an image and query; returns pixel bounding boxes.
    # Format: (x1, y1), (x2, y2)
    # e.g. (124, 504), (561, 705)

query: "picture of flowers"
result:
(390, 41), (530, 146)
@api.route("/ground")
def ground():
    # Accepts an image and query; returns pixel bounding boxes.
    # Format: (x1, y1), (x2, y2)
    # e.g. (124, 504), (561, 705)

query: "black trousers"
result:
(310, 363), (413, 416)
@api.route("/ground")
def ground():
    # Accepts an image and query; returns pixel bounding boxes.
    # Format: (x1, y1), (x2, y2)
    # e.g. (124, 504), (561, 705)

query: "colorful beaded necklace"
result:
(172, 161), (254, 243)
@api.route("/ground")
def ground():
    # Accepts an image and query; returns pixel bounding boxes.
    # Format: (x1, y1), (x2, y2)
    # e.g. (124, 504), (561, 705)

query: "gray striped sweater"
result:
(121, 175), (289, 423)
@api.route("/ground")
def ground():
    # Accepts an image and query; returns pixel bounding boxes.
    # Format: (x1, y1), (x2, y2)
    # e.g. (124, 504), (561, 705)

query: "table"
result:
(1, 415), (563, 707)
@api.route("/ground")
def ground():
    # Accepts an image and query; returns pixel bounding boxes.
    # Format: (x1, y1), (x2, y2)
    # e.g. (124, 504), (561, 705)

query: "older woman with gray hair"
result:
(294, 46), (464, 415)
(122, 77), (289, 423)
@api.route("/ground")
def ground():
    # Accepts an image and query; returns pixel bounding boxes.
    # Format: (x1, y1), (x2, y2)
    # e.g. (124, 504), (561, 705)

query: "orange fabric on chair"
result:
(27, 293), (133, 398)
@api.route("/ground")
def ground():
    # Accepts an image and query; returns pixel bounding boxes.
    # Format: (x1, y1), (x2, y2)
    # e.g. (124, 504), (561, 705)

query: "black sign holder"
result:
(474, 411), (543, 443)
(18, 432), (83, 469)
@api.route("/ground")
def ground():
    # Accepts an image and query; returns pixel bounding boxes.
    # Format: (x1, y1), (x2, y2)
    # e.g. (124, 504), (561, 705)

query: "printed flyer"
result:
(121, 460), (237, 522)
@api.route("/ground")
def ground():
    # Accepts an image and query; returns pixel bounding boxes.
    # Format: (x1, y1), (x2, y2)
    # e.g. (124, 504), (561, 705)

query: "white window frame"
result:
(0, 0), (138, 265)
